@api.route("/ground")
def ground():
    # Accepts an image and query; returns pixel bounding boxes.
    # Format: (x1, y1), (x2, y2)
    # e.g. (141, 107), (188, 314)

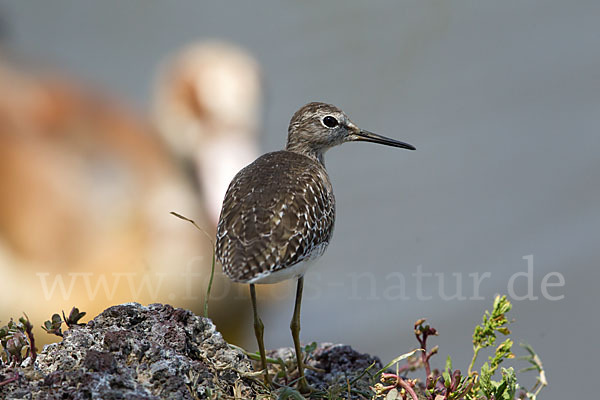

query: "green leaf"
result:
(304, 341), (317, 354)
(443, 370), (452, 388)
(479, 362), (493, 397)
(500, 367), (517, 400)
(64, 307), (86, 327)
(375, 349), (420, 377)
(445, 355), (453, 372)
(495, 379), (508, 398)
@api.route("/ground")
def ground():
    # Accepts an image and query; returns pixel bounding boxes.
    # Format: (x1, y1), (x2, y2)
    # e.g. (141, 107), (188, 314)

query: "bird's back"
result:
(216, 151), (335, 283)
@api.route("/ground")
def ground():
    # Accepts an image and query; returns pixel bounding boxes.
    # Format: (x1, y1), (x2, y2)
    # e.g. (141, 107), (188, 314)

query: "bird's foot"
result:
(296, 377), (315, 395)
(262, 372), (273, 388)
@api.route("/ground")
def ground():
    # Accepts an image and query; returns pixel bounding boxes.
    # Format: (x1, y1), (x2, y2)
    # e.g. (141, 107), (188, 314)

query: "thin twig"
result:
(170, 212), (216, 318)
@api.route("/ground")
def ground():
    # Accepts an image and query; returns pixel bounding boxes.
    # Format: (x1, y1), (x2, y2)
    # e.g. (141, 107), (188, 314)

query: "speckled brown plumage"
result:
(216, 102), (415, 285)
(216, 150), (335, 283)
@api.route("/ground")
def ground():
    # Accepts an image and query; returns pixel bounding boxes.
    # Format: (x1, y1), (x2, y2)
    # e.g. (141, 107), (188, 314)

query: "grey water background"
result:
(2, 1), (598, 398)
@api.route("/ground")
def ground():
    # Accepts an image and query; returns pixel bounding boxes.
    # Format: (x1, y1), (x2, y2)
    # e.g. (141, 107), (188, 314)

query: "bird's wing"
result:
(216, 151), (335, 282)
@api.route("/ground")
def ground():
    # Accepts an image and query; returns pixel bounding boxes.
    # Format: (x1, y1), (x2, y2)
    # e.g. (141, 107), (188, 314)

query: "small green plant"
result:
(468, 295), (513, 376)
(414, 319), (438, 384)
(0, 314), (38, 387)
(42, 307), (86, 337)
(63, 307), (87, 328)
(371, 295), (546, 400)
(41, 313), (64, 337)
(0, 314), (37, 366)
(1, 307), (86, 388)
(517, 344), (547, 400)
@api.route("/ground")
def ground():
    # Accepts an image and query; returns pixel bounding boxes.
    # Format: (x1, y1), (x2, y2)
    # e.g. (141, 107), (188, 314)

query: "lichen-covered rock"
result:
(266, 343), (382, 398)
(0, 303), (386, 399)
(307, 343), (381, 388)
(1, 303), (263, 399)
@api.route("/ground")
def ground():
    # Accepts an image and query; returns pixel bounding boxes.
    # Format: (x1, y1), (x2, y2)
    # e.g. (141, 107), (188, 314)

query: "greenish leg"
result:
(291, 276), (312, 393)
(250, 284), (271, 386)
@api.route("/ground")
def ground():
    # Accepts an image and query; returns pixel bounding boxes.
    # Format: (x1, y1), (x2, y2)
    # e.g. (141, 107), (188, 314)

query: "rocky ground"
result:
(0, 303), (384, 399)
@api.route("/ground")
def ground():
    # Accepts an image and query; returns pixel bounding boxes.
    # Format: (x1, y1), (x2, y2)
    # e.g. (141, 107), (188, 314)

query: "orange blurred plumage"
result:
(0, 41), (264, 345)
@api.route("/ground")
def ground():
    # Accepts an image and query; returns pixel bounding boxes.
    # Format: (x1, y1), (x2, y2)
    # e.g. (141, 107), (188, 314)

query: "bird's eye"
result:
(322, 116), (338, 128)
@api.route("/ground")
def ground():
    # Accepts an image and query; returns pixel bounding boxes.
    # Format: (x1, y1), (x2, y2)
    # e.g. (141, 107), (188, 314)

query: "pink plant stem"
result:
(421, 346), (432, 379)
(25, 328), (37, 362)
(397, 377), (419, 400)
(382, 373), (419, 400)
(0, 373), (18, 387)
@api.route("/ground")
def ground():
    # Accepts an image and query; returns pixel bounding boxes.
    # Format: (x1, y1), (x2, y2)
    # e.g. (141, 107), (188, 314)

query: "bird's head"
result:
(286, 102), (415, 163)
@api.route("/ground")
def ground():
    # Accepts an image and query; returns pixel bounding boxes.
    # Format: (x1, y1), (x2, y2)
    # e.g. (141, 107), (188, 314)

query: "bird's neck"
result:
(285, 142), (325, 165)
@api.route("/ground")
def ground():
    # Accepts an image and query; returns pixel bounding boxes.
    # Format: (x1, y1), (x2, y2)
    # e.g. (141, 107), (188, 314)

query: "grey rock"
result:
(1, 303), (260, 399)
(1, 303), (382, 399)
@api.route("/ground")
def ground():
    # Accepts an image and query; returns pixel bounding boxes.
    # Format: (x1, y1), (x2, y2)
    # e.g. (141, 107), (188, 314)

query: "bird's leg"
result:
(250, 283), (271, 386)
(291, 276), (312, 393)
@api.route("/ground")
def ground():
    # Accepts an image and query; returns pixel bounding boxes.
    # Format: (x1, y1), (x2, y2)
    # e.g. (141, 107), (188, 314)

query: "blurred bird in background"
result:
(0, 40), (264, 345)
(153, 41), (271, 340)
(154, 41), (263, 227)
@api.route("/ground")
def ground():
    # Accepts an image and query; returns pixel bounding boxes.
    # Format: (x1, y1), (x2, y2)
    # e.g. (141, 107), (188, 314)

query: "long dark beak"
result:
(353, 129), (416, 150)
